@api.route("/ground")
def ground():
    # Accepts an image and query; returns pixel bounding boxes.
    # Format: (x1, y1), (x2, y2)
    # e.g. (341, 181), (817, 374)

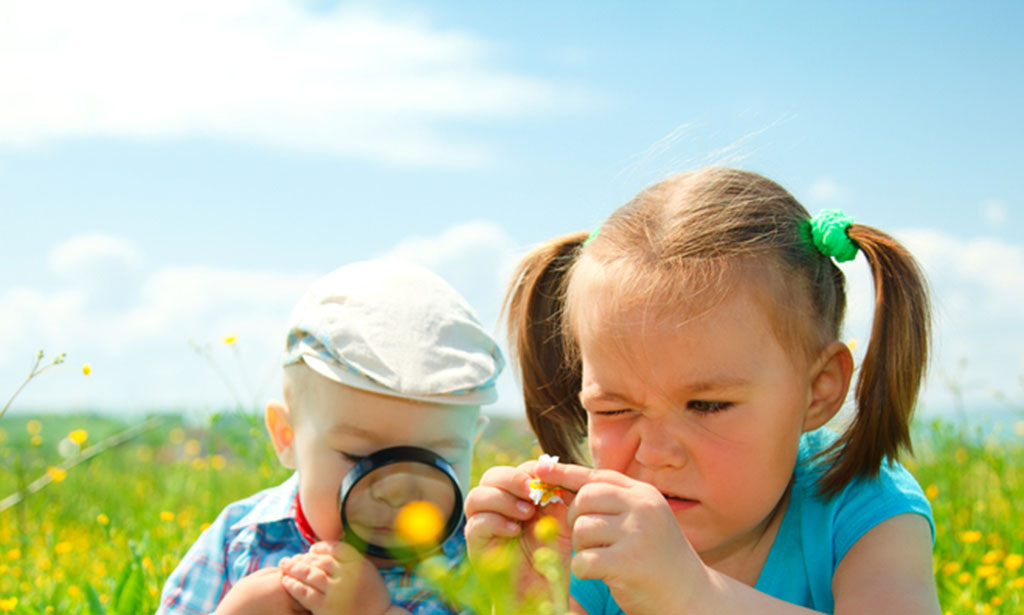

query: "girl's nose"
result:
(633, 420), (687, 469)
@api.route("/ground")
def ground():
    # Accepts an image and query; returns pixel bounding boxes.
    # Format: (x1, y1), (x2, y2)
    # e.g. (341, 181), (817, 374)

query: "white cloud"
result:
(49, 234), (142, 278)
(0, 222), (523, 414)
(838, 229), (1024, 414)
(0, 0), (570, 165)
(807, 176), (848, 204)
(981, 200), (1009, 226)
(381, 220), (519, 324)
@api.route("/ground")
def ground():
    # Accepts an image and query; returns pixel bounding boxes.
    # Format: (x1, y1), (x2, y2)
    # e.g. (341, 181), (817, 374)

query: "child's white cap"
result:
(283, 259), (504, 406)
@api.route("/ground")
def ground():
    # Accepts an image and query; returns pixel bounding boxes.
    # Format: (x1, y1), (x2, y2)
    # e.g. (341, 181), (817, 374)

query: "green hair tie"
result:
(809, 209), (858, 262)
(582, 225), (602, 247)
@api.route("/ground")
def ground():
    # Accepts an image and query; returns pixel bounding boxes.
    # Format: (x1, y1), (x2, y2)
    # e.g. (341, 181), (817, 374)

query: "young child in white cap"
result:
(157, 259), (505, 615)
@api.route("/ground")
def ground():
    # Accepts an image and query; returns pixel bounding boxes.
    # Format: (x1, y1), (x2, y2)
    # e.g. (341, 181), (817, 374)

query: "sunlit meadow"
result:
(1, 349), (1022, 614)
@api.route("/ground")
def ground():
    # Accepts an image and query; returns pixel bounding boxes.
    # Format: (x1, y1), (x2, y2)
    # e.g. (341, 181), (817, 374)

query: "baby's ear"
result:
(803, 341), (854, 432)
(265, 400), (297, 469)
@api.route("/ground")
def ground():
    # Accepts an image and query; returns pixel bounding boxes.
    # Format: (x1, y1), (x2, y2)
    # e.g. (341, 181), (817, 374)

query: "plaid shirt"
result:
(157, 473), (470, 615)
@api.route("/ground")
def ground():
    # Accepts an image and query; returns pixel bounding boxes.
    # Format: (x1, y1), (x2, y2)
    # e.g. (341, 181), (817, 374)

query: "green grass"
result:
(0, 412), (1021, 614)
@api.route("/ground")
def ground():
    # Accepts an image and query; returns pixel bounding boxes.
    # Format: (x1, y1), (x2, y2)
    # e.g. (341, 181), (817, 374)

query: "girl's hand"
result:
(464, 460), (574, 612)
(280, 541), (397, 615)
(536, 462), (713, 615)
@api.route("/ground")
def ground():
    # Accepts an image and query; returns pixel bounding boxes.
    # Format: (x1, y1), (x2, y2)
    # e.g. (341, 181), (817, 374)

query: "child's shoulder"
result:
(216, 473), (300, 533)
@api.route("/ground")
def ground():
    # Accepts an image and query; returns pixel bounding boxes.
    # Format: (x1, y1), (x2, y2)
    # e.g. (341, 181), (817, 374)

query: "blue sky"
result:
(1, 0), (1021, 420)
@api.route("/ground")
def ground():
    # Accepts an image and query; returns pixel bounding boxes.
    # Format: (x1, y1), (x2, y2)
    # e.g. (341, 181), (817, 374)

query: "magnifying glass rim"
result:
(338, 445), (464, 561)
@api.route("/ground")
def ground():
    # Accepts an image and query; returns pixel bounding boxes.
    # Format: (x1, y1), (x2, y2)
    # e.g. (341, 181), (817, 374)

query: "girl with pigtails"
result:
(464, 168), (941, 614)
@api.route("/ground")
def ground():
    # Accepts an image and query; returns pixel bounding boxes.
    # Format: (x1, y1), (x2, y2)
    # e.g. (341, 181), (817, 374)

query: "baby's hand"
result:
(280, 541), (398, 615)
(213, 567), (309, 615)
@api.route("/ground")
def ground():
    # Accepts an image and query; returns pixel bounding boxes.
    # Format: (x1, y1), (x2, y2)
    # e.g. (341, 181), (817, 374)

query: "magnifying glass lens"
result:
(339, 446), (463, 562)
(345, 462), (456, 549)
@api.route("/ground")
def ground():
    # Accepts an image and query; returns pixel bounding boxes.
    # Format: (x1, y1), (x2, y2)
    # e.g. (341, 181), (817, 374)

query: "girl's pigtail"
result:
(503, 232), (590, 464)
(818, 225), (931, 497)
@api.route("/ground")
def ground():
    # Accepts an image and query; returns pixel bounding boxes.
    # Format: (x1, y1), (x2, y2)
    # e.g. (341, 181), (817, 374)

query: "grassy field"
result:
(0, 411), (1021, 614)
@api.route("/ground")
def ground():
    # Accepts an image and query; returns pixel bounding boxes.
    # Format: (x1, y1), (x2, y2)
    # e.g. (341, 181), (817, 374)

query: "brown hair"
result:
(504, 167), (930, 497)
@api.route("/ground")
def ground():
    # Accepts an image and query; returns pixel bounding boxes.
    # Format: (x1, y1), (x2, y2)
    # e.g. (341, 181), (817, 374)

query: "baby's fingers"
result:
(280, 554), (336, 594)
(280, 572), (324, 612)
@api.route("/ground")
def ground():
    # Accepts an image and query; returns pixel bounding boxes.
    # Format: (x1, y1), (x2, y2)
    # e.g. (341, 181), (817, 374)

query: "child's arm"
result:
(830, 513), (940, 613)
(212, 567), (309, 615)
(464, 459), (577, 615)
(280, 541), (408, 615)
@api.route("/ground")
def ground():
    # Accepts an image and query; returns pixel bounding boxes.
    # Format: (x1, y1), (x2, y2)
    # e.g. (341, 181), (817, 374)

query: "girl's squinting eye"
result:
(340, 452), (365, 463)
(592, 409), (633, 417)
(688, 400), (731, 414)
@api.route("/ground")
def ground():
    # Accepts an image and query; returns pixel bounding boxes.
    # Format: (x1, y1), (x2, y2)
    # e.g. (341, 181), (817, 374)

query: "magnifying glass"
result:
(338, 446), (463, 562)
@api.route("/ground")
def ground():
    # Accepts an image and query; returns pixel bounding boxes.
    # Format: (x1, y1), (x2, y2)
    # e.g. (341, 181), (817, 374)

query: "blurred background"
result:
(1, 0), (1021, 423)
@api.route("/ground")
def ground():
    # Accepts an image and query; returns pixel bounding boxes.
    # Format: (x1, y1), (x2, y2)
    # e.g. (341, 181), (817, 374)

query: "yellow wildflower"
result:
(210, 454), (227, 470)
(960, 530), (983, 543)
(31, 435), (43, 446)
(941, 561), (961, 575)
(160, 511), (176, 523)
(982, 550), (1004, 564)
(26, 419), (42, 435)
(533, 515), (561, 543)
(1004, 553), (1023, 571)
(956, 571), (972, 584)
(5, 549), (19, 561)
(976, 565), (998, 578)
(183, 439), (202, 457)
(395, 501), (444, 545)
(1012, 577), (1024, 589)
(67, 586), (81, 599)
(82, 363), (91, 376)
(169, 428), (186, 444)
(68, 429), (88, 445)
(96, 513), (110, 526)
(222, 334), (237, 345)
(54, 542), (72, 555)
(47, 467), (67, 483)
(0, 597), (18, 612)
(924, 484), (939, 500)
(846, 338), (858, 352)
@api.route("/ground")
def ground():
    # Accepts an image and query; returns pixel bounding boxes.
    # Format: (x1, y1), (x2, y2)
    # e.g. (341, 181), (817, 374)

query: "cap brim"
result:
(301, 354), (497, 407)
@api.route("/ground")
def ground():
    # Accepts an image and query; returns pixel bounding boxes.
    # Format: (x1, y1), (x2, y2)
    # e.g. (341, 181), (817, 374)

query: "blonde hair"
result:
(505, 167), (930, 497)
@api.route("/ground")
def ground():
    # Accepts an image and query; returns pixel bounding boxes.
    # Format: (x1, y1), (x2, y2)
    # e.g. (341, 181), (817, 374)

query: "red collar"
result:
(293, 492), (318, 545)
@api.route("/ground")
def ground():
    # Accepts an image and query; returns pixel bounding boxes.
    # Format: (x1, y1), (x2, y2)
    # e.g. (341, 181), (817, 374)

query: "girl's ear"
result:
(804, 341), (854, 432)
(265, 400), (297, 469)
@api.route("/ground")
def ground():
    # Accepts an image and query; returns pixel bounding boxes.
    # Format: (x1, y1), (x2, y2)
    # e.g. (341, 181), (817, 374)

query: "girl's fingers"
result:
(477, 465), (536, 501)
(570, 511), (617, 552)
(465, 484), (536, 521)
(464, 511), (523, 550)
(570, 545), (614, 582)
(535, 461), (635, 493)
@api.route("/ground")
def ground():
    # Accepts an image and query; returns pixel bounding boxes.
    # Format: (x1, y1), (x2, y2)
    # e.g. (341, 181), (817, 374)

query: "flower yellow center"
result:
(394, 500), (444, 546)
